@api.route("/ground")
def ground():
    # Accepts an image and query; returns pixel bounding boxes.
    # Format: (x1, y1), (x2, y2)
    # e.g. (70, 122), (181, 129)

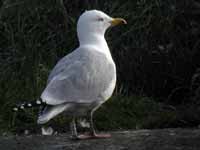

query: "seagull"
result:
(13, 10), (126, 139)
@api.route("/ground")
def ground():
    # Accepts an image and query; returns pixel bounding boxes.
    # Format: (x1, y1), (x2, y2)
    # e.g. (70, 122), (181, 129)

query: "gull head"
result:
(77, 10), (127, 44)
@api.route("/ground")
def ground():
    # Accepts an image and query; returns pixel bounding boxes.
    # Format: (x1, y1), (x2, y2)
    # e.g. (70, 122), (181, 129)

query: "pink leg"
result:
(72, 132), (111, 140)
(92, 133), (111, 139)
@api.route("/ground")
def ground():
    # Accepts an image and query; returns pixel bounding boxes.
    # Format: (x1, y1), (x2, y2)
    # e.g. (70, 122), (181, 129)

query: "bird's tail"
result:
(12, 98), (46, 112)
(37, 104), (69, 124)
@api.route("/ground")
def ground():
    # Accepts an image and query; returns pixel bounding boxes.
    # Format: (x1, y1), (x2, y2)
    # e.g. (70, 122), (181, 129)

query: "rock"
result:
(0, 128), (200, 150)
(41, 127), (54, 135)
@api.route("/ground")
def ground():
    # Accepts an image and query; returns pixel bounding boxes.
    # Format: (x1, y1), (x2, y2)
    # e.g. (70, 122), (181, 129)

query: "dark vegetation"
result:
(0, 0), (200, 134)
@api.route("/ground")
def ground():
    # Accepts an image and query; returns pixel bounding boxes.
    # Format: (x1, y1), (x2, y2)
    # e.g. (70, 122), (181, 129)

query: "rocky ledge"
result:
(0, 128), (200, 150)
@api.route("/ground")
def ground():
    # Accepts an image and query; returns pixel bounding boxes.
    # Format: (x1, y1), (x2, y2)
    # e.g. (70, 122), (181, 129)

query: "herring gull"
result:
(13, 10), (127, 139)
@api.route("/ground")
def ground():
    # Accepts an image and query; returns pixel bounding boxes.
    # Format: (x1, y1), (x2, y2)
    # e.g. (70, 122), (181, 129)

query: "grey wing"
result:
(41, 48), (116, 105)
(47, 51), (80, 83)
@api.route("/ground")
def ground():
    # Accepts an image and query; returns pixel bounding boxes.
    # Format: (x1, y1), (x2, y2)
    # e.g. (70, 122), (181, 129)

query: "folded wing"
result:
(41, 47), (115, 105)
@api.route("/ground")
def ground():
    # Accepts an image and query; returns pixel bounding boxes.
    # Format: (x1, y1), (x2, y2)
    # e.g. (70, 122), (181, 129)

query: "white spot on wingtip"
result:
(13, 107), (18, 111)
(20, 106), (24, 109)
(36, 100), (41, 104)
(28, 103), (32, 107)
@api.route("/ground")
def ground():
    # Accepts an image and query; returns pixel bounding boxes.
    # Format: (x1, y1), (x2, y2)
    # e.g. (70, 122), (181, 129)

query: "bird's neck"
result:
(78, 33), (112, 59)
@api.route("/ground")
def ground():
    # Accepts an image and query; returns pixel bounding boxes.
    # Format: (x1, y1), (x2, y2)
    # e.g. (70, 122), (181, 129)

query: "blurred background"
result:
(0, 0), (200, 134)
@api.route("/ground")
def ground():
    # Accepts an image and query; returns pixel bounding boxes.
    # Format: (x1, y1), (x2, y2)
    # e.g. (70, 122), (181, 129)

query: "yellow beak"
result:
(110, 18), (127, 26)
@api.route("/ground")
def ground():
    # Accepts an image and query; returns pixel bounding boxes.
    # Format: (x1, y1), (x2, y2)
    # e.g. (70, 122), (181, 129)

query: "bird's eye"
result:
(98, 18), (104, 22)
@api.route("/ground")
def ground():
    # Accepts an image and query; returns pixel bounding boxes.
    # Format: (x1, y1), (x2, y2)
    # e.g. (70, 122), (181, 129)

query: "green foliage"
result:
(0, 0), (200, 133)
(96, 96), (175, 130)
